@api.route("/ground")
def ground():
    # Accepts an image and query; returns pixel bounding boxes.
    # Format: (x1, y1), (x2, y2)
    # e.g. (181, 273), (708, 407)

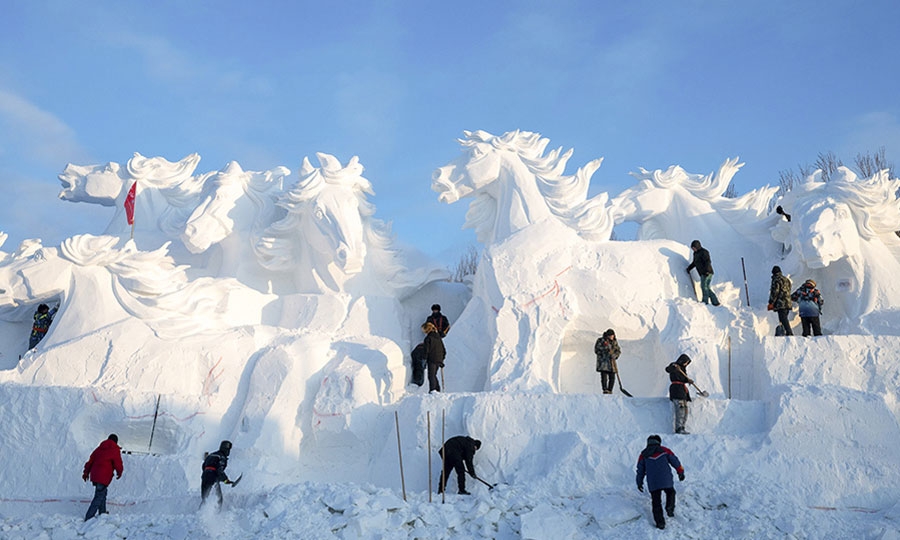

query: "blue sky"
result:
(1, 1), (898, 264)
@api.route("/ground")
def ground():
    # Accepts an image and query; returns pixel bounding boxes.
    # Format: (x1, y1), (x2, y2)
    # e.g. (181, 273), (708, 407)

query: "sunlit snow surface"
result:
(2, 132), (900, 538)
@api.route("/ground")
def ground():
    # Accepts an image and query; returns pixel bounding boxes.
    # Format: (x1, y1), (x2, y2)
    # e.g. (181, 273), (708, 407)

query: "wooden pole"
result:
(741, 257), (750, 307)
(394, 411), (406, 501)
(441, 409), (446, 504)
(727, 335), (732, 399)
(440, 366), (445, 392)
(427, 411), (432, 503)
(148, 394), (161, 452)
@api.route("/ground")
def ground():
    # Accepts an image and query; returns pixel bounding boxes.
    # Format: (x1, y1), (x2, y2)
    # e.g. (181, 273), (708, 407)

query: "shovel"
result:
(674, 364), (709, 397)
(473, 475), (496, 490)
(616, 372), (633, 398)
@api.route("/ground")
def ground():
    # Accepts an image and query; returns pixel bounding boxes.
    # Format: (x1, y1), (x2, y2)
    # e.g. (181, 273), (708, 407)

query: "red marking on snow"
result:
(520, 266), (572, 310)
(201, 357), (225, 406)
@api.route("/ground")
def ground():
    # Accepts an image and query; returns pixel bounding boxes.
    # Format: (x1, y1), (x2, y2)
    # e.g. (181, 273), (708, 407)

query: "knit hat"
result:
(431, 304), (441, 311)
(107, 434), (118, 443)
(772, 265), (781, 275)
(647, 434), (661, 446)
(690, 240), (701, 249)
(474, 439), (482, 449)
(806, 279), (816, 287)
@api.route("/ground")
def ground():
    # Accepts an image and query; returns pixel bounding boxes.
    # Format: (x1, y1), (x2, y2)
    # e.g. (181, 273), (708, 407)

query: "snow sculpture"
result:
(610, 157), (781, 304)
(432, 131), (730, 393)
(432, 130), (614, 243)
(258, 153), (446, 296)
(59, 153), (291, 289)
(0, 234), (267, 341)
(59, 152), (448, 298)
(774, 167), (900, 334)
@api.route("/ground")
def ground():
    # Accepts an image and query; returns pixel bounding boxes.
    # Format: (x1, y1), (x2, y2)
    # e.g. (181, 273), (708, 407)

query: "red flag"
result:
(124, 182), (137, 226)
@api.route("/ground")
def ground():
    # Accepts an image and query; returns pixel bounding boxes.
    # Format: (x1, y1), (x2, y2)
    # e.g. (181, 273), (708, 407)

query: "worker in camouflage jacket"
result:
(767, 266), (793, 336)
(594, 328), (621, 394)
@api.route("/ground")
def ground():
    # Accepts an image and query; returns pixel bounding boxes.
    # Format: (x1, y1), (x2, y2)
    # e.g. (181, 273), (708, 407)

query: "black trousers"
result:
(777, 309), (793, 335)
(201, 474), (223, 508)
(437, 458), (467, 493)
(801, 316), (822, 336)
(427, 362), (441, 392)
(651, 487), (676, 526)
(84, 482), (108, 520)
(600, 371), (615, 393)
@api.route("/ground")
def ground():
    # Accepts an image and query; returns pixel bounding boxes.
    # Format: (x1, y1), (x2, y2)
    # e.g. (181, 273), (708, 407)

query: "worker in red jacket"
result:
(82, 434), (124, 521)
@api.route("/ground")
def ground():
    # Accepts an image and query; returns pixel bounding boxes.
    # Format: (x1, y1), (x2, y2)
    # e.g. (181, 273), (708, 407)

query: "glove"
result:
(82, 473), (88, 482)
(767, 303), (774, 311)
(439, 363), (445, 368)
(678, 472), (685, 482)
(687, 378), (694, 385)
(224, 479), (232, 485)
(637, 484), (644, 493)
(116, 473), (122, 479)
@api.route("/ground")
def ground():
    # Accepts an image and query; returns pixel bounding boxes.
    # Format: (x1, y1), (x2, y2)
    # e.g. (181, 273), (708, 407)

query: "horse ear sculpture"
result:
(432, 130), (613, 244)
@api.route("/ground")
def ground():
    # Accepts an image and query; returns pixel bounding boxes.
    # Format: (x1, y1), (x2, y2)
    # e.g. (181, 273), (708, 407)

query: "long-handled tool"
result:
(674, 364), (709, 397)
(473, 475), (496, 490)
(616, 372), (633, 398)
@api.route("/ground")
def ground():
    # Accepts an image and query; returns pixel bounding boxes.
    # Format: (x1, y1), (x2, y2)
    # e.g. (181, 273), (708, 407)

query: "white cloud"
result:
(0, 88), (88, 168)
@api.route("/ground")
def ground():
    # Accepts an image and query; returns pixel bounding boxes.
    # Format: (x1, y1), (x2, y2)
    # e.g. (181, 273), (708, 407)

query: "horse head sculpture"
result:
(432, 130), (613, 244)
(257, 153), (374, 293)
(775, 167), (900, 333)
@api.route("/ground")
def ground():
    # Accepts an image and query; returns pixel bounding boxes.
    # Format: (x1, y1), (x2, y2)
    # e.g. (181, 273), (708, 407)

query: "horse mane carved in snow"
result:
(432, 130), (614, 244)
(0, 234), (258, 340)
(257, 153), (446, 296)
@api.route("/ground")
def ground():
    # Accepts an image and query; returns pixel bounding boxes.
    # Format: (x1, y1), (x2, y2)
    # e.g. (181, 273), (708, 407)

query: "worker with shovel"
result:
(665, 354), (707, 434)
(437, 436), (482, 495)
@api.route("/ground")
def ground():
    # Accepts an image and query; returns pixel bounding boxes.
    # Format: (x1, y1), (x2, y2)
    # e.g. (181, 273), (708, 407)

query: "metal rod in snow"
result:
(441, 409), (446, 504)
(148, 394), (161, 452)
(741, 257), (750, 307)
(427, 411), (432, 503)
(394, 410), (406, 501)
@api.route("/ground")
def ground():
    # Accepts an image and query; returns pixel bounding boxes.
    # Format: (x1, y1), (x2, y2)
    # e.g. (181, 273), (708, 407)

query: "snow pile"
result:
(2, 131), (900, 538)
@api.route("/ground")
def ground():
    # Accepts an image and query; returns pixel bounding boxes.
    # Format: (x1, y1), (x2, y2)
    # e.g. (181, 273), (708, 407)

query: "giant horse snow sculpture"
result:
(610, 158), (781, 305)
(432, 130), (614, 244)
(773, 167), (900, 334)
(257, 153), (447, 297)
(0, 234), (268, 342)
(432, 131), (727, 394)
(58, 153), (291, 290)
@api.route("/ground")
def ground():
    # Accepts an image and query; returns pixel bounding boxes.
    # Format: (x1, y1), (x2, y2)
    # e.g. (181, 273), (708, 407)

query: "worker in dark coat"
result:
(29, 303), (58, 349)
(410, 342), (427, 386)
(686, 240), (720, 306)
(82, 434), (123, 521)
(636, 434), (685, 530)
(422, 322), (446, 392)
(426, 304), (451, 337)
(201, 440), (233, 508)
(437, 436), (482, 495)
(665, 354), (693, 434)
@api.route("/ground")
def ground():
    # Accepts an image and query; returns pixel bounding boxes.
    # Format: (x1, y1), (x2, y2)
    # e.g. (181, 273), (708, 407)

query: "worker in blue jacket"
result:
(636, 434), (685, 530)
